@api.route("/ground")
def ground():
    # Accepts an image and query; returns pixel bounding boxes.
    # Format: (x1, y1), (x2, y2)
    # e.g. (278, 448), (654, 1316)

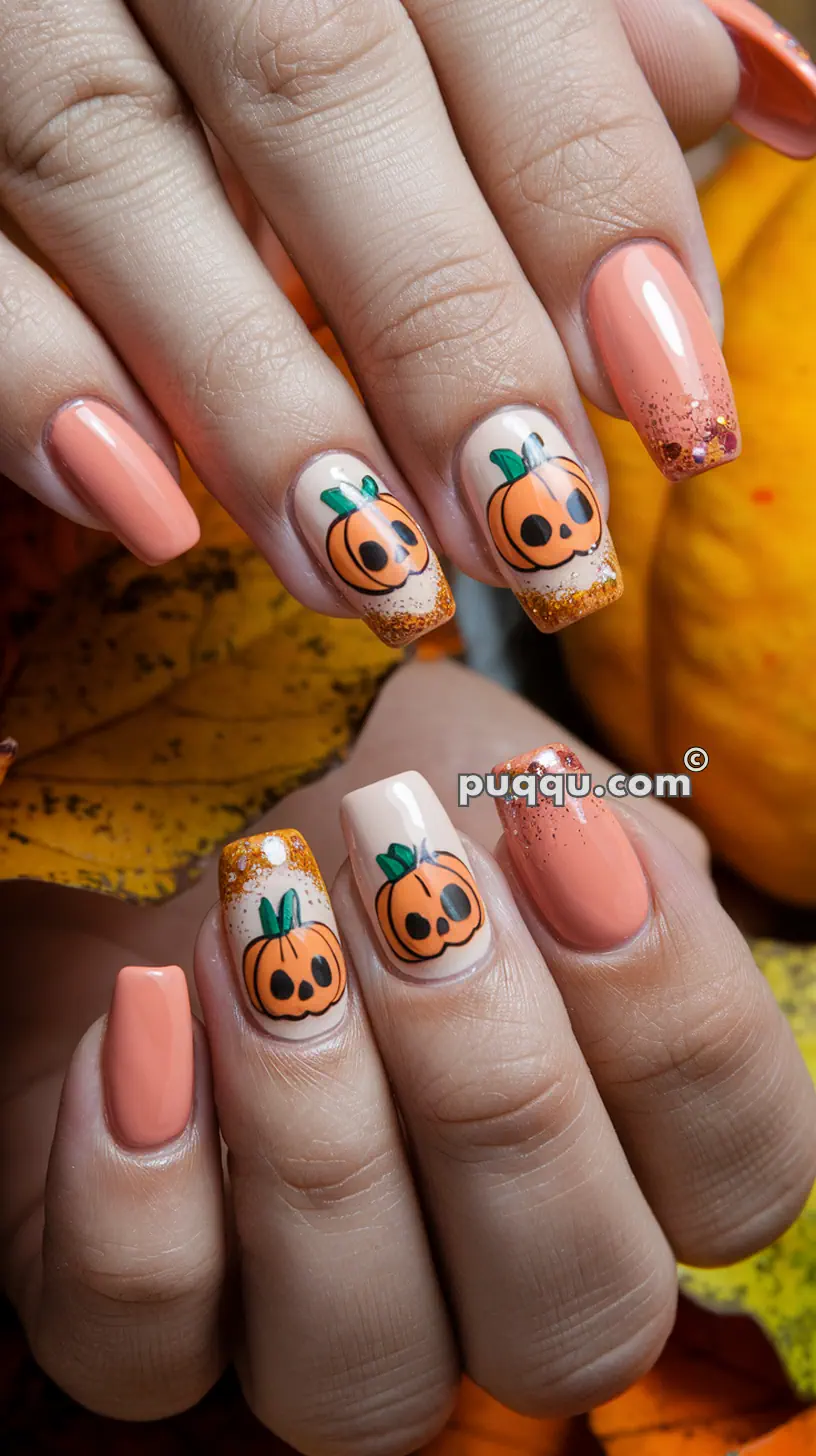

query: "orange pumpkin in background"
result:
(243, 890), (346, 1019)
(321, 475), (429, 594)
(375, 840), (484, 962)
(487, 432), (602, 571)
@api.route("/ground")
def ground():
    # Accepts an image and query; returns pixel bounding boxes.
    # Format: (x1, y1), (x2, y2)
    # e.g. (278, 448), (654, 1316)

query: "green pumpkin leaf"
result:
(320, 485), (361, 518)
(489, 447), (527, 483)
(259, 896), (280, 938)
(388, 842), (416, 871)
(278, 887), (301, 934)
(376, 852), (409, 882)
(360, 475), (380, 499)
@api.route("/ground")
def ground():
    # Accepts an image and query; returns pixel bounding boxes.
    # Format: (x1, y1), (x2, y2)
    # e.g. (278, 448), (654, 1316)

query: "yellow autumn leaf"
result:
(0, 458), (400, 900)
(680, 940), (816, 1399)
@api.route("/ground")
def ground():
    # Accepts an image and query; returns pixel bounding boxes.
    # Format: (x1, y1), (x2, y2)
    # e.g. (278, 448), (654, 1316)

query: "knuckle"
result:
(222, 0), (402, 120)
(2, 54), (189, 191)
(72, 1235), (224, 1307)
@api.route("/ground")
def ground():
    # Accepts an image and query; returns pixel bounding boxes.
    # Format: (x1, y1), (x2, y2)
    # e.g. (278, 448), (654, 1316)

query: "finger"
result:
(407, 0), (740, 482)
(12, 966), (226, 1420)
(701, 0), (816, 159)
(337, 773), (677, 1416)
(0, 1), (453, 645)
(196, 828), (457, 1454)
(0, 226), (198, 558)
(616, 0), (740, 149)
(492, 743), (816, 1267)
(132, 0), (626, 634)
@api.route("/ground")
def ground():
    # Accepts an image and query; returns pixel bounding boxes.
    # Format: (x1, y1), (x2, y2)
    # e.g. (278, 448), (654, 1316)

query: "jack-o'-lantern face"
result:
(486, 433), (602, 571)
(374, 840), (485, 963)
(320, 475), (429, 595)
(243, 890), (346, 1020)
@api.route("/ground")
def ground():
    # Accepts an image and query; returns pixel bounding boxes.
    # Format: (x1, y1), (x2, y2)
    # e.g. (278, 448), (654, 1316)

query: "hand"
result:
(2, 664), (813, 1451)
(0, 0), (814, 643)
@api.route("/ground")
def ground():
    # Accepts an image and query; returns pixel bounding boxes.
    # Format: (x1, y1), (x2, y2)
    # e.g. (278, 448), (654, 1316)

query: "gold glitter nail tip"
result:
(219, 830), (348, 1039)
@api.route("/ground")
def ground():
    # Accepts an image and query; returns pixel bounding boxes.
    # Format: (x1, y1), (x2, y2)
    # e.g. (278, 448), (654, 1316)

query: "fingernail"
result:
(458, 406), (622, 632)
(341, 770), (491, 979)
(586, 241), (740, 482)
(292, 452), (455, 647)
(219, 829), (348, 1039)
(493, 744), (649, 950)
(46, 400), (200, 565)
(706, 0), (816, 158)
(103, 965), (194, 1150)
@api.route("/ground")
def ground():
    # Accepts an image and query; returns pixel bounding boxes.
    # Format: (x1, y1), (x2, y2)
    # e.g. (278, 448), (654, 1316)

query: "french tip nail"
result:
(705, 0), (816, 159)
(103, 964), (194, 1151)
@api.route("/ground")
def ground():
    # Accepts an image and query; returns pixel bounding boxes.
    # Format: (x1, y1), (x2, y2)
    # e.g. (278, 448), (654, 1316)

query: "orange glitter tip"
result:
(219, 829), (327, 906)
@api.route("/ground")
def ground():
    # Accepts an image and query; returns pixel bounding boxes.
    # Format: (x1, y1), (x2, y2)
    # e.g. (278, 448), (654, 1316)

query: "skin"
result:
(0, 0), (740, 601)
(0, 661), (814, 1451)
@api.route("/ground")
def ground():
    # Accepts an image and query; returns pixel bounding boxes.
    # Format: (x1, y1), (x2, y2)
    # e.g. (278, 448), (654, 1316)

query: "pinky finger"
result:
(13, 966), (226, 1420)
(0, 229), (199, 562)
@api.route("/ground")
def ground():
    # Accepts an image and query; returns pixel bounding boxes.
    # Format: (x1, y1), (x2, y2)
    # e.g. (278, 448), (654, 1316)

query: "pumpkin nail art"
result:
(220, 830), (348, 1039)
(293, 452), (454, 647)
(341, 771), (491, 980)
(458, 407), (622, 632)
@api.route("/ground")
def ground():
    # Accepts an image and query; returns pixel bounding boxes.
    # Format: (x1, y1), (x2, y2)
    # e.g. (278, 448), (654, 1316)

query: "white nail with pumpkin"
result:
(220, 829), (347, 1039)
(341, 770), (491, 981)
(292, 451), (454, 647)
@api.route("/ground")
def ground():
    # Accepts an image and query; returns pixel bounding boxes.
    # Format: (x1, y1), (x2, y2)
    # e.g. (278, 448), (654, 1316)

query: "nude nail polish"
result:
(706, 0), (816, 158)
(493, 744), (649, 951)
(341, 770), (491, 980)
(103, 965), (194, 1150)
(220, 829), (348, 1039)
(47, 400), (200, 565)
(292, 452), (454, 647)
(458, 406), (622, 632)
(586, 241), (740, 482)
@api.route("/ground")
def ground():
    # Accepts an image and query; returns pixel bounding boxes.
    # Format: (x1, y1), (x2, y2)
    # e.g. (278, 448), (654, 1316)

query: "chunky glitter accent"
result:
(518, 544), (622, 633)
(364, 569), (455, 648)
(219, 829), (326, 906)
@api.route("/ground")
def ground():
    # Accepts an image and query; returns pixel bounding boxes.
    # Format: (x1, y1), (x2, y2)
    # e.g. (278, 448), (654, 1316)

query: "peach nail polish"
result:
(220, 830), (348, 1039)
(47, 401), (200, 565)
(341, 770), (491, 980)
(103, 965), (194, 1150)
(586, 241), (740, 482)
(706, 0), (816, 158)
(493, 744), (649, 950)
(292, 452), (454, 647)
(458, 406), (622, 632)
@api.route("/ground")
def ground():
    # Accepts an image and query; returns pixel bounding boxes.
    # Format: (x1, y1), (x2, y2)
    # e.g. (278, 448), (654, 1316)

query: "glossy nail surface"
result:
(220, 829), (347, 1039)
(458, 407), (622, 632)
(293, 452), (454, 647)
(103, 965), (194, 1150)
(587, 242), (740, 482)
(494, 744), (649, 951)
(706, 0), (816, 158)
(47, 401), (200, 564)
(341, 770), (491, 979)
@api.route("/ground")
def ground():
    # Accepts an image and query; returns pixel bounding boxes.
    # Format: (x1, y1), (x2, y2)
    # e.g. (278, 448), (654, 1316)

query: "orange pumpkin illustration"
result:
(243, 889), (346, 1020)
(487, 432), (602, 571)
(374, 840), (484, 963)
(320, 475), (429, 595)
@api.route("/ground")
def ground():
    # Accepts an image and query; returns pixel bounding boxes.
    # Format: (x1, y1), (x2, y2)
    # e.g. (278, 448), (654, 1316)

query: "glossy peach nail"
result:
(292, 452), (454, 647)
(586, 241), (740, 482)
(341, 771), (491, 980)
(220, 830), (348, 1039)
(103, 965), (194, 1150)
(47, 400), (200, 565)
(458, 406), (622, 632)
(706, 0), (816, 158)
(493, 744), (649, 950)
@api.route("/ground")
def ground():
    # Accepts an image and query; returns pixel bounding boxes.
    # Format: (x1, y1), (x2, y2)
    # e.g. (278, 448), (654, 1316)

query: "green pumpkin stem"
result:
(320, 475), (380, 519)
(258, 890), (301, 938)
(376, 841), (418, 882)
(258, 896), (280, 938)
(360, 475), (380, 499)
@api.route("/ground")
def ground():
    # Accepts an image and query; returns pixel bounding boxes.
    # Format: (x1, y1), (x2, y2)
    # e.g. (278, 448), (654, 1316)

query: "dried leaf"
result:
(680, 942), (816, 1399)
(420, 1378), (586, 1455)
(0, 458), (399, 900)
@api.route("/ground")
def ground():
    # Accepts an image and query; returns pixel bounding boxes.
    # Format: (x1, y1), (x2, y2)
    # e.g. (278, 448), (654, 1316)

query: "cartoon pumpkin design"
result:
(243, 889), (346, 1020)
(487, 432), (602, 571)
(374, 840), (485, 963)
(320, 474), (429, 595)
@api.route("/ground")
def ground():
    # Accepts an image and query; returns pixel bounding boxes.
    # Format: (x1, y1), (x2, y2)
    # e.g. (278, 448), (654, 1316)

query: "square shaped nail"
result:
(458, 407), (622, 632)
(220, 829), (347, 1039)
